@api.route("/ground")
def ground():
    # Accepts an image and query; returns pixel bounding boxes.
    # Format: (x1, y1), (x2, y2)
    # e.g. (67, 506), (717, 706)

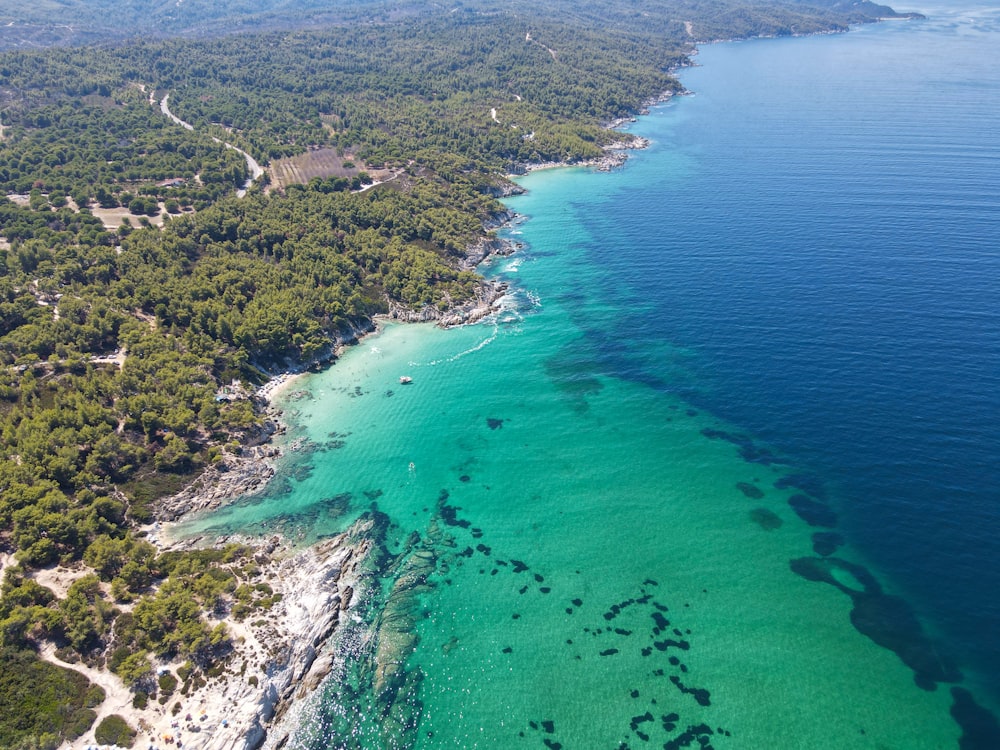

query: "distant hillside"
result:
(0, 0), (921, 50)
(0, 0), (432, 48)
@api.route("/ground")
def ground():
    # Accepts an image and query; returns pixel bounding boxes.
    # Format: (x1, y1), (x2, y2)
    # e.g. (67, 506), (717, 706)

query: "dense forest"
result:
(0, 1), (915, 747)
(0, 0), (917, 49)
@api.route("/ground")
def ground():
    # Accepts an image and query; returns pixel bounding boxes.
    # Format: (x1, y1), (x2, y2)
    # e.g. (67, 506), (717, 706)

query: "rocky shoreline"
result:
(62, 96), (669, 750)
(75, 529), (371, 750)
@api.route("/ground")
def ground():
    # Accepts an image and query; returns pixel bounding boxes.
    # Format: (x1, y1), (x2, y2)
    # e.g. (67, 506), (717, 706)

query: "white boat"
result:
(399, 376), (412, 384)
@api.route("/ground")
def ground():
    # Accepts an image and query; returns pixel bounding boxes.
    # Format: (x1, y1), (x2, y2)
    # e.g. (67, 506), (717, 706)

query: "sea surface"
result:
(179, 3), (1000, 747)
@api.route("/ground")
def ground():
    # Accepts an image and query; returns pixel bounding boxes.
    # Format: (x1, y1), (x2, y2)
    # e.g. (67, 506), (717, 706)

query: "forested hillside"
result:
(0, 2), (913, 747)
(0, 0), (917, 48)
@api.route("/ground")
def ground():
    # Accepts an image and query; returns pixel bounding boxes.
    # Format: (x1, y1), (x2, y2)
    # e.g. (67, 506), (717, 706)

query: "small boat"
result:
(399, 376), (412, 384)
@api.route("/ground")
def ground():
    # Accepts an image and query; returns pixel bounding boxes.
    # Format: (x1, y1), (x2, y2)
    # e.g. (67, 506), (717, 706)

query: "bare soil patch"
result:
(90, 204), (193, 230)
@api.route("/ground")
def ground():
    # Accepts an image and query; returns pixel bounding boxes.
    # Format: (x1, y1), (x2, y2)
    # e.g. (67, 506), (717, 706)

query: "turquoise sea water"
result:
(178, 4), (1000, 747)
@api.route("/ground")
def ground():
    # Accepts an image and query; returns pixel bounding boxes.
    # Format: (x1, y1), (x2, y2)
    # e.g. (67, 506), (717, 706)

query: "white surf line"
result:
(409, 295), (529, 367)
(159, 92), (263, 196)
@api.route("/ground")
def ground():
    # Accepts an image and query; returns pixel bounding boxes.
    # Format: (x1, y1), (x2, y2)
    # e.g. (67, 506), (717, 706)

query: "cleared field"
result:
(268, 148), (391, 190)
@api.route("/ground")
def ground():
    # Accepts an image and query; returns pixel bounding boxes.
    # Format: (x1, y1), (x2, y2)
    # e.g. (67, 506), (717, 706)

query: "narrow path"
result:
(524, 31), (558, 61)
(158, 93), (263, 197)
(39, 643), (135, 745)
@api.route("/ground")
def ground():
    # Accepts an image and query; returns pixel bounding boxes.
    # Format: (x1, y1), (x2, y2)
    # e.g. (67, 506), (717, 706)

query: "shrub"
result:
(94, 715), (136, 747)
(158, 671), (178, 696)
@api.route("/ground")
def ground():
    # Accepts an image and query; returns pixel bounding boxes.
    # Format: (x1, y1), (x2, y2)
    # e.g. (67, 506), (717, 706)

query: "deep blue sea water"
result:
(183, 4), (1000, 747)
(599, 1), (1000, 695)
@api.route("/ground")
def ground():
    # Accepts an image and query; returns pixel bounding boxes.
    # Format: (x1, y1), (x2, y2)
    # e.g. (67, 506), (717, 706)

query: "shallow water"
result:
(179, 3), (1000, 747)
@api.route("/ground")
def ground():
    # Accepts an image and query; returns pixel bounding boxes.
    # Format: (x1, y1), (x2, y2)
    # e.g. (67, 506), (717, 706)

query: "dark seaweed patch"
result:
(475, 543), (491, 555)
(811, 531), (844, 556)
(790, 556), (961, 688)
(541, 720), (555, 734)
(652, 611), (670, 633)
(749, 507), (783, 531)
(788, 494), (837, 528)
(630, 712), (654, 732)
(459, 474), (471, 483)
(321, 492), (353, 518)
(950, 687), (1000, 750)
(669, 676), (711, 707)
(566, 581), (718, 746)
(663, 723), (715, 750)
(572, 598), (583, 607)
(540, 587), (551, 594)
(439, 500), (471, 529)
(511, 560), (529, 573)
(487, 418), (505, 430)
(700, 428), (783, 465)
(775, 473), (827, 501)
(736, 482), (764, 499)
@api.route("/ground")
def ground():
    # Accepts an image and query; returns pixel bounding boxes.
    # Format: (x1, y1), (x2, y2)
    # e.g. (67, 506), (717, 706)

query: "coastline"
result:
(100, 224), (519, 750)
(57, 12), (928, 738)
(5, 6), (948, 748)
(57, 84), (673, 750)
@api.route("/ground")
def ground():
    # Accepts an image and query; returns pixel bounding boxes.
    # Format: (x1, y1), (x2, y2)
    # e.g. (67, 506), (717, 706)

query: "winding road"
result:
(159, 93), (264, 197)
